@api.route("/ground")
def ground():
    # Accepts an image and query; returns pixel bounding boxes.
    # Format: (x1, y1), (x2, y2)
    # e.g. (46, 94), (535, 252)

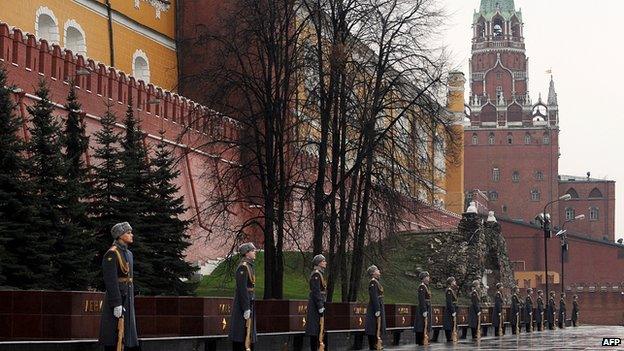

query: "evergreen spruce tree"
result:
(0, 66), (36, 287)
(90, 103), (124, 286)
(55, 85), (95, 290)
(24, 80), (64, 289)
(147, 133), (197, 295)
(116, 99), (156, 294)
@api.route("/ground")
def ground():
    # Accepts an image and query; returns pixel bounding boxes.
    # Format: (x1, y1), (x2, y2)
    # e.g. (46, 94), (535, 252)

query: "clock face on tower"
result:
(532, 104), (547, 116)
(493, 24), (503, 37)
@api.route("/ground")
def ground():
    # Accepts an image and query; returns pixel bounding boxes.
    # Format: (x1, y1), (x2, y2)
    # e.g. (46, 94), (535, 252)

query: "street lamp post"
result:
(539, 194), (572, 300)
(557, 214), (585, 294)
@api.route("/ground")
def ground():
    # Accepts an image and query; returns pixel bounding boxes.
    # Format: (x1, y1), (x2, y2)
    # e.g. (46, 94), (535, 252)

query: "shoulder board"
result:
(239, 261), (256, 284)
(107, 246), (129, 274)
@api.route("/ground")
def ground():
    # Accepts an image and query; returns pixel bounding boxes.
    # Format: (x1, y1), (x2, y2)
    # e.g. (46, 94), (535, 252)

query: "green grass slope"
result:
(197, 233), (468, 305)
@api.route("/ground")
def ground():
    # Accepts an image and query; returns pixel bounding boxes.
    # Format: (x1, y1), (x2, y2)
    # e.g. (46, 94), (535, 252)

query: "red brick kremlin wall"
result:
(500, 219), (624, 325)
(0, 23), (247, 265)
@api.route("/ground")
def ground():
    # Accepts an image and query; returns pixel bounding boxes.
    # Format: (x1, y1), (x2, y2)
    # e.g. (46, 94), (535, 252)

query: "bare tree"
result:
(301, 0), (461, 301)
(179, 0), (309, 299)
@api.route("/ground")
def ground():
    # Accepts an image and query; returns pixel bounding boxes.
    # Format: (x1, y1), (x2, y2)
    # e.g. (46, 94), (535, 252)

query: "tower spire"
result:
(547, 75), (558, 106)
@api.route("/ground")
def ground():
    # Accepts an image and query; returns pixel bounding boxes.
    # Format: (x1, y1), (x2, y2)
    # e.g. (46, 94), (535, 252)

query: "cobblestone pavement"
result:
(385, 326), (624, 350)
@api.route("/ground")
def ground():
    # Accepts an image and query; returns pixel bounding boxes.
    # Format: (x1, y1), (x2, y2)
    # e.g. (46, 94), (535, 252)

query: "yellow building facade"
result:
(0, 0), (177, 90)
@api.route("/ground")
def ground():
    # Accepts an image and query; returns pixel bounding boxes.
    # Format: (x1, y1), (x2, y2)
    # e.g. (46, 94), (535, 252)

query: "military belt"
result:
(247, 287), (255, 292)
(118, 277), (133, 284)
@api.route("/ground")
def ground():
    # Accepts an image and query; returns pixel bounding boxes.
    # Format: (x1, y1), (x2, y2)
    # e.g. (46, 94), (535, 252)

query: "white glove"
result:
(498, 313), (501, 316)
(477, 312), (481, 315)
(375, 311), (381, 317)
(452, 312), (456, 317)
(243, 309), (251, 320)
(113, 305), (123, 318)
(318, 307), (325, 314)
(422, 312), (428, 317)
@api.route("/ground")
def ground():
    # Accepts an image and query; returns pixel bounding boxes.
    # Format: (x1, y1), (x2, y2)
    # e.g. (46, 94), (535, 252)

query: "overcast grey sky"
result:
(440, 0), (624, 241)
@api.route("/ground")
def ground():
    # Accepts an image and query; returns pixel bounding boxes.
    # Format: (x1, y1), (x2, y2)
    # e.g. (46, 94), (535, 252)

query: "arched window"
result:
(502, 205), (508, 213)
(489, 191), (499, 202)
(565, 188), (579, 199)
(472, 133), (478, 145)
(543, 132), (550, 145)
(488, 133), (495, 145)
(511, 16), (521, 40)
(589, 188), (603, 199)
(35, 7), (60, 45)
(565, 207), (575, 221)
(64, 20), (87, 56)
(535, 171), (544, 181)
(524, 133), (531, 145)
(531, 189), (541, 202)
(589, 207), (599, 220)
(512, 171), (520, 183)
(507, 133), (513, 144)
(492, 16), (504, 39)
(132, 49), (150, 84)
(492, 167), (500, 182)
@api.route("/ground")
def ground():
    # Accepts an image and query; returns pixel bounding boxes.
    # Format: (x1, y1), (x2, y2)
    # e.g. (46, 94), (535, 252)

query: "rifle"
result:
(423, 312), (429, 346)
(245, 317), (252, 351)
(452, 314), (458, 344)
(318, 315), (325, 351)
(515, 312), (520, 335)
(541, 311), (544, 331)
(529, 311), (533, 332)
(375, 315), (383, 350)
(498, 312), (503, 336)
(553, 310), (557, 329)
(116, 315), (124, 351)
(476, 311), (481, 342)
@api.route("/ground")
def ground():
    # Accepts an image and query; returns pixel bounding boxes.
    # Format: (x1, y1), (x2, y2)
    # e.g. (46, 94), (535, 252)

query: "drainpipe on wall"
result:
(105, 0), (115, 67)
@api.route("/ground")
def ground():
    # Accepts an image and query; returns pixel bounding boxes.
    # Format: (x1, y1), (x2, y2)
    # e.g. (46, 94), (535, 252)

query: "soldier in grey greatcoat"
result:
(511, 287), (521, 334)
(547, 291), (556, 330)
(558, 293), (567, 328)
(229, 243), (257, 351)
(492, 283), (504, 336)
(536, 290), (545, 331)
(571, 294), (580, 327)
(99, 222), (139, 351)
(305, 254), (327, 351)
(364, 265), (386, 350)
(442, 277), (458, 342)
(524, 288), (534, 332)
(413, 271), (432, 345)
(468, 280), (481, 340)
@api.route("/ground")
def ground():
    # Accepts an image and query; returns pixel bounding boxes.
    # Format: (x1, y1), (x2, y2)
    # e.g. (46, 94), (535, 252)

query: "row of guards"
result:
(97, 226), (580, 351)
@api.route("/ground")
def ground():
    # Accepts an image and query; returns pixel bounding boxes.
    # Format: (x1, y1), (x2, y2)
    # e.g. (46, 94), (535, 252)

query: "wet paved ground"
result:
(386, 326), (624, 350)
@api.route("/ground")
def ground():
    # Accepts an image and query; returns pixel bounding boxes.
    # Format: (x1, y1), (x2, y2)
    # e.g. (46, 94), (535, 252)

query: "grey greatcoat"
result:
(229, 258), (257, 343)
(305, 269), (327, 336)
(558, 298), (566, 327)
(572, 300), (579, 324)
(413, 283), (432, 334)
(510, 294), (521, 330)
(442, 288), (457, 331)
(536, 297), (544, 326)
(547, 297), (556, 326)
(492, 291), (504, 330)
(468, 290), (481, 329)
(364, 278), (386, 336)
(99, 242), (139, 348)
(524, 295), (533, 327)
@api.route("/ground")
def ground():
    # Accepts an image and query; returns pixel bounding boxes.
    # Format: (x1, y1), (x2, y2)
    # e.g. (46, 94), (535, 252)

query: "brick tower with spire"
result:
(463, 0), (561, 224)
